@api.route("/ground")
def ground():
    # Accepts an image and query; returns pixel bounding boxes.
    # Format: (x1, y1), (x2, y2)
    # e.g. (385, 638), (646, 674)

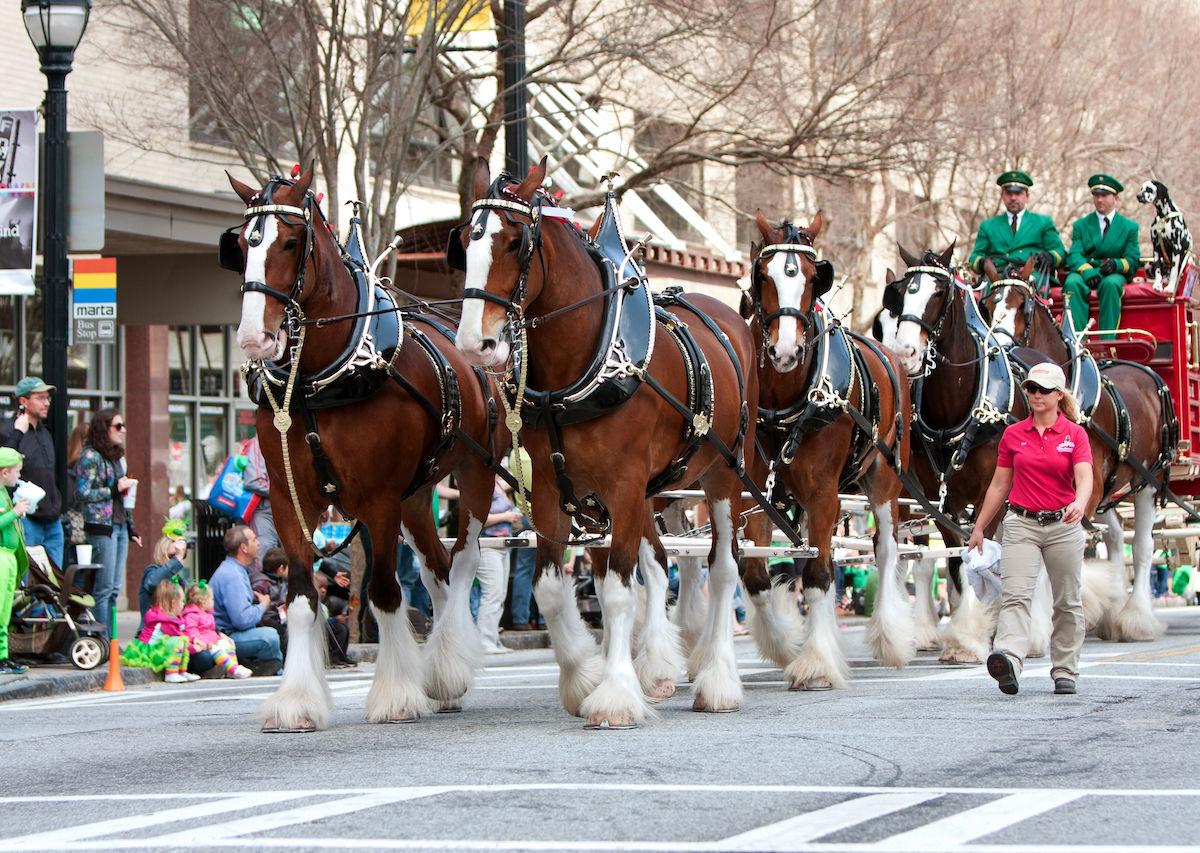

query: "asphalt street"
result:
(1, 608), (1198, 853)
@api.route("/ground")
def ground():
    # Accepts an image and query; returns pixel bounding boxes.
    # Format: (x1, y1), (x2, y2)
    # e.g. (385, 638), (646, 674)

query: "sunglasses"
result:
(111, 422), (126, 431)
(1022, 383), (1058, 396)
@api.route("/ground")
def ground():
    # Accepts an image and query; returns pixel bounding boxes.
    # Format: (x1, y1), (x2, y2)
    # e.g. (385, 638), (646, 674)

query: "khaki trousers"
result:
(993, 512), (1086, 681)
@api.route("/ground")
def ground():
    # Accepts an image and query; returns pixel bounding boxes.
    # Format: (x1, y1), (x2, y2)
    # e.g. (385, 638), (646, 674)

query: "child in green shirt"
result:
(0, 447), (31, 675)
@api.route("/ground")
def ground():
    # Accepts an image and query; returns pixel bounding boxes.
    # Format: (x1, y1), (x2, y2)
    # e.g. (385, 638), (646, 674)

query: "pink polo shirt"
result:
(996, 413), (1092, 511)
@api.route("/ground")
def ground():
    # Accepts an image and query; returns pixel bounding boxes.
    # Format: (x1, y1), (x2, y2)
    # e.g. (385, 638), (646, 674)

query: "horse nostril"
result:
(480, 338), (496, 354)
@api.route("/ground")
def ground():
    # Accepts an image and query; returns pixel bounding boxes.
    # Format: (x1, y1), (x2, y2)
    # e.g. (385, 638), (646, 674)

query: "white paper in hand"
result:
(961, 539), (1003, 603)
(14, 479), (46, 515)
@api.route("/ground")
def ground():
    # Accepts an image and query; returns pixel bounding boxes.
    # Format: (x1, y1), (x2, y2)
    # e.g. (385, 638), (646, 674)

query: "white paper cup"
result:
(123, 480), (138, 509)
(76, 543), (93, 564)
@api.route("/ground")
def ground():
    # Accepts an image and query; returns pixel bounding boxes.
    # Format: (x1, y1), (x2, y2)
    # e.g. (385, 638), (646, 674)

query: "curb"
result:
(0, 665), (158, 703)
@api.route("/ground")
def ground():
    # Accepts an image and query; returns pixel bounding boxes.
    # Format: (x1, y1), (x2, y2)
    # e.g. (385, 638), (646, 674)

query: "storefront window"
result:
(0, 296), (17, 385)
(168, 326), (190, 394)
(168, 402), (192, 501)
(198, 325), (226, 397)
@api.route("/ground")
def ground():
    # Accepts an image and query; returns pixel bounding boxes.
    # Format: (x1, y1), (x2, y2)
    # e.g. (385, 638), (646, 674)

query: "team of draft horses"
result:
(220, 161), (1172, 732)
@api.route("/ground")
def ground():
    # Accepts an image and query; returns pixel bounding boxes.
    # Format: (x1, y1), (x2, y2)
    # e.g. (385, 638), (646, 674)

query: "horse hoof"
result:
(1119, 632), (1155, 643)
(691, 694), (738, 713)
(788, 677), (833, 691)
(646, 678), (676, 701)
(262, 718), (316, 734)
(383, 714), (420, 724)
(437, 700), (463, 714)
(917, 643), (941, 653)
(939, 651), (980, 666)
(584, 713), (637, 730)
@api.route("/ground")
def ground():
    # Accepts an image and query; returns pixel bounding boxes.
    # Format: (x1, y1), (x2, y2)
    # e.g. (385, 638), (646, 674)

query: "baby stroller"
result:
(9, 547), (109, 670)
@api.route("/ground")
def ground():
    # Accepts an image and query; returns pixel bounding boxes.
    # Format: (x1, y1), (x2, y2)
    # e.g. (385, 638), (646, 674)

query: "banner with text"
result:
(72, 257), (116, 343)
(0, 108), (38, 295)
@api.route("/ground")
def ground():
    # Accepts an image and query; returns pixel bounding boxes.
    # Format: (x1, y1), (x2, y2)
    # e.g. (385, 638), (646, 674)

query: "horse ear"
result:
(1020, 254), (1036, 280)
(292, 164), (315, 199)
(228, 172), (257, 205)
(755, 210), (773, 241)
(939, 241), (956, 268)
(473, 157), (491, 200)
(885, 268), (896, 285)
(812, 259), (834, 298)
(983, 258), (1000, 283)
(750, 240), (761, 261)
(807, 210), (823, 240)
(512, 156), (549, 201)
(898, 243), (920, 268)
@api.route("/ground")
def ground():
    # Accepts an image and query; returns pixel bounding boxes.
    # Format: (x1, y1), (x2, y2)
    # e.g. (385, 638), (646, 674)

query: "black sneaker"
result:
(986, 652), (1019, 695)
(0, 658), (28, 675)
(1054, 677), (1076, 695)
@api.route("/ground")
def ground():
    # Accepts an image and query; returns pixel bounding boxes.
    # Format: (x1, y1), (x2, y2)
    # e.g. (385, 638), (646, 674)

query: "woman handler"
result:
(967, 362), (1093, 696)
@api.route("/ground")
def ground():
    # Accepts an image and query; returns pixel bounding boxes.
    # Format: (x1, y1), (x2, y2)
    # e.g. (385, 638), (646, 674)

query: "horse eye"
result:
(507, 236), (523, 253)
(283, 237), (298, 251)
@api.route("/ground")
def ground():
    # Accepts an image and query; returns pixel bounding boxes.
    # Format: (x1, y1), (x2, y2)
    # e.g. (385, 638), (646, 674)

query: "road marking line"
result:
(141, 788), (447, 845)
(870, 790), (1084, 850)
(717, 792), (942, 849)
(4, 792), (302, 849)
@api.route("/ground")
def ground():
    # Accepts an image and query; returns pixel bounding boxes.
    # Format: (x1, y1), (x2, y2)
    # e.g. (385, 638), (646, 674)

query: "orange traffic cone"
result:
(103, 606), (125, 692)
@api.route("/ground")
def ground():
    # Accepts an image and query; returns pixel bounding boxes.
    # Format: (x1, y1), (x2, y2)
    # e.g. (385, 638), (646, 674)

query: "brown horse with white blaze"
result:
(742, 211), (914, 688)
(454, 158), (758, 727)
(226, 168), (503, 730)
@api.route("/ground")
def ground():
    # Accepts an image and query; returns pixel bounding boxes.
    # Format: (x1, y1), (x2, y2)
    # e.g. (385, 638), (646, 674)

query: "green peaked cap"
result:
(996, 170), (1033, 190)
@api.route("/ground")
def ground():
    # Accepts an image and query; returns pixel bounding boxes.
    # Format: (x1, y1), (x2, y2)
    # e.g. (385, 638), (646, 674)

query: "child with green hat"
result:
(0, 447), (31, 675)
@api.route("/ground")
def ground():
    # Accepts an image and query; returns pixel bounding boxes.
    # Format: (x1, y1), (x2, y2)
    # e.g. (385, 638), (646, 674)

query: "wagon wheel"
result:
(70, 636), (105, 670)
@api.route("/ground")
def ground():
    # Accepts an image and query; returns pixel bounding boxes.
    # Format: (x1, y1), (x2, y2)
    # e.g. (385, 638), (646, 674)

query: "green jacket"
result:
(0, 487), (30, 577)
(968, 210), (1065, 274)
(1065, 211), (1140, 281)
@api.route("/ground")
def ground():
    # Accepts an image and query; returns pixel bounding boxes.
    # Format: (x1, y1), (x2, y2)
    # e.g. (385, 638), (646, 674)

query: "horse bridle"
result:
(751, 224), (819, 364)
(882, 260), (960, 377)
(220, 176), (317, 330)
(982, 277), (1043, 348)
(448, 182), (542, 326)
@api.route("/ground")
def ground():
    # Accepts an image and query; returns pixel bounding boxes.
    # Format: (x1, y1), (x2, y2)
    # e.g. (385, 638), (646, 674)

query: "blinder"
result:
(812, 259), (834, 298)
(446, 225), (467, 272)
(219, 226), (245, 272)
(882, 279), (905, 316)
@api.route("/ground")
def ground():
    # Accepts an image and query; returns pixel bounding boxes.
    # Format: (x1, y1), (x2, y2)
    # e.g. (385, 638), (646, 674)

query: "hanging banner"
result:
(0, 108), (38, 295)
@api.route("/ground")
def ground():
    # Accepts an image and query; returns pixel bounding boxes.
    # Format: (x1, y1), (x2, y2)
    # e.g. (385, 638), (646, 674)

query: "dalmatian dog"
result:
(1137, 180), (1193, 292)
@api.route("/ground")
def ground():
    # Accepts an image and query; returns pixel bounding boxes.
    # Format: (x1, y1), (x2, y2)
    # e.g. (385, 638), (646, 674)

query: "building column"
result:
(122, 325), (170, 608)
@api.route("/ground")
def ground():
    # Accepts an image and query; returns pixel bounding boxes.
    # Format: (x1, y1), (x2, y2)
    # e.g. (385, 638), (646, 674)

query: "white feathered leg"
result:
(1108, 490), (1166, 641)
(865, 503), (916, 669)
(939, 583), (992, 665)
(579, 572), (652, 728)
(1082, 557), (1124, 632)
(366, 603), (435, 723)
(784, 586), (849, 690)
(747, 585), (804, 670)
(257, 594), (332, 732)
(690, 499), (743, 712)
(912, 556), (942, 651)
(411, 520), (483, 712)
(534, 566), (602, 717)
(634, 538), (682, 700)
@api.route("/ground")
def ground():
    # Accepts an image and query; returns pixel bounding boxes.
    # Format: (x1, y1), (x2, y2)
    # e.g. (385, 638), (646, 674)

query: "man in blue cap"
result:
(0, 377), (63, 567)
(1063, 174), (1140, 337)
(969, 170), (1066, 276)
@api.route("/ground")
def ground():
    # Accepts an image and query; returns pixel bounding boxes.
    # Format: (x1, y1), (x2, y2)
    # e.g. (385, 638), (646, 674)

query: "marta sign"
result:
(72, 257), (116, 343)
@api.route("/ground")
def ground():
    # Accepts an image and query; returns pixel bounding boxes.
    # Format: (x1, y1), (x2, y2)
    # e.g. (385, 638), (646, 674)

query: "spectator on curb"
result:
(0, 377), (63, 568)
(0, 447), (30, 675)
(137, 520), (190, 633)
(120, 579), (196, 683)
(210, 525), (282, 672)
(181, 581), (252, 679)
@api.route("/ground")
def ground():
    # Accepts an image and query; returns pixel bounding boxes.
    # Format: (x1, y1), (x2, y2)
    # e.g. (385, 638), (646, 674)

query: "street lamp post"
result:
(22, 0), (90, 504)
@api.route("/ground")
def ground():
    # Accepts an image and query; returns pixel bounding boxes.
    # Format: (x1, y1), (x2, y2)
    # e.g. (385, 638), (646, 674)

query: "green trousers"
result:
(1062, 272), (1125, 335)
(0, 550), (16, 660)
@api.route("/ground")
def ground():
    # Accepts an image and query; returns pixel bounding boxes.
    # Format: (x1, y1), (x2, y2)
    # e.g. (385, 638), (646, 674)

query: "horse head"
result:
(750, 210), (830, 372)
(878, 242), (955, 376)
(978, 255), (1039, 346)
(453, 156), (549, 368)
(225, 167), (319, 363)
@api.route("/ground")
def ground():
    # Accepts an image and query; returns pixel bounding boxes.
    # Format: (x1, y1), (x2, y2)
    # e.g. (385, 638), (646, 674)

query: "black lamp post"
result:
(22, 0), (90, 504)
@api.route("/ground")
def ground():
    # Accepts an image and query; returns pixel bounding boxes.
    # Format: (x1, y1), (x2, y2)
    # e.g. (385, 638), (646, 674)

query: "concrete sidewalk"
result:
(0, 610), (552, 703)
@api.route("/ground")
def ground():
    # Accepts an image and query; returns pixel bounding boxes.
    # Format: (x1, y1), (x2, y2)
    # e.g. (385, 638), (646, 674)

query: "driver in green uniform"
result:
(969, 170), (1065, 277)
(1062, 174), (1140, 337)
